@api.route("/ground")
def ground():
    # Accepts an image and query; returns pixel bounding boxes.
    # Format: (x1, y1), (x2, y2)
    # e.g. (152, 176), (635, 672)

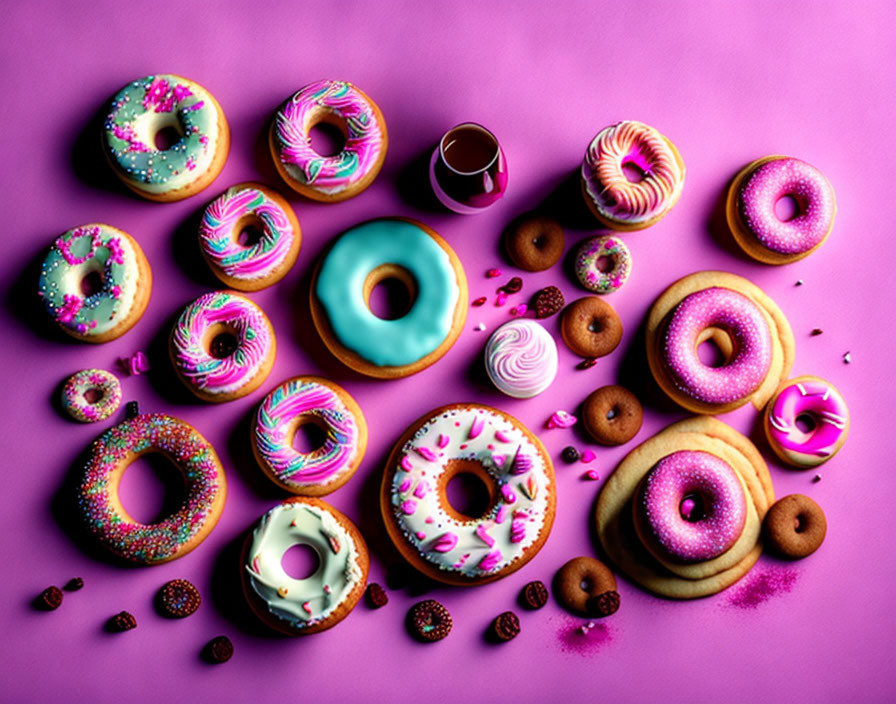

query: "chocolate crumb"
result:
(561, 446), (580, 464)
(577, 358), (598, 370)
(812, 474), (822, 483)
(520, 580), (549, 610)
(843, 352), (851, 364)
(491, 611), (521, 641)
(795, 279), (804, 286)
(125, 401), (139, 419)
(110, 611), (137, 632)
(586, 590), (620, 617)
(502, 276), (523, 294)
(408, 599), (452, 642)
(365, 583), (389, 609)
(38, 586), (63, 610)
(204, 636), (233, 663)
(63, 577), (84, 592)
(811, 328), (823, 336)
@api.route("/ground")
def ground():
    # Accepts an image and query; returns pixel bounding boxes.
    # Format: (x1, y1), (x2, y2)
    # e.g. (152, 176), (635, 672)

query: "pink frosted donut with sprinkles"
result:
(633, 450), (748, 564)
(170, 291), (276, 402)
(77, 413), (226, 564)
(61, 369), (122, 422)
(575, 235), (632, 294)
(727, 156), (836, 264)
(199, 183), (301, 291)
(581, 120), (685, 230)
(765, 376), (849, 468)
(381, 404), (556, 586)
(270, 80), (388, 202)
(252, 377), (368, 496)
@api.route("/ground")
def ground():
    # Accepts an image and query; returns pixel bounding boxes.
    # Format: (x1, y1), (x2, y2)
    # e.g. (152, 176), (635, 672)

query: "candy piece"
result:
(64, 577), (84, 591)
(561, 446), (580, 463)
(205, 635), (233, 663)
(38, 586), (63, 610)
(577, 358), (598, 370)
(583, 469), (601, 481)
(408, 599), (452, 642)
(110, 611), (137, 632)
(157, 578), (201, 618)
(430, 533), (459, 553)
(365, 583), (389, 608)
(472, 297), (487, 307)
(486, 268), (501, 278)
(491, 611), (521, 641)
(580, 450), (597, 463)
(532, 286), (564, 319)
(546, 410), (577, 429)
(520, 580), (549, 609)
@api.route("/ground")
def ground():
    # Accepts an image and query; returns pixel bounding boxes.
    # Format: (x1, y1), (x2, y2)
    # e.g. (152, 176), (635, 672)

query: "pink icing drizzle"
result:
(430, 533), (458, 553)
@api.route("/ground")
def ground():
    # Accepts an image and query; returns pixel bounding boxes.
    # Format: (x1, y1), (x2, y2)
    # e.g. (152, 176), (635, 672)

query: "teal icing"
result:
(315, 220), (460, 368)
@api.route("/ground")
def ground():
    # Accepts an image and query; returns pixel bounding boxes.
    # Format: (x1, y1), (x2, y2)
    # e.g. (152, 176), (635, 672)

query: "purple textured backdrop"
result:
(2, 2), (895, 702)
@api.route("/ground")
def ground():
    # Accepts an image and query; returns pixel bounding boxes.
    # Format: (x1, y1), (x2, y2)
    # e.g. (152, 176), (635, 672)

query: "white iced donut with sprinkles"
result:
(381, 404), (556, 586)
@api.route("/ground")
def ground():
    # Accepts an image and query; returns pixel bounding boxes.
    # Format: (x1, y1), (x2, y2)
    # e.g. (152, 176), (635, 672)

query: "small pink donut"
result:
(635, 450), (746, 563)
(660, 287), (772, 406)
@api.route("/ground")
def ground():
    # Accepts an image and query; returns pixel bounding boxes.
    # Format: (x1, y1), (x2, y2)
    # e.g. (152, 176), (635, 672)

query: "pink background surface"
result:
(3, 2), (895, 702)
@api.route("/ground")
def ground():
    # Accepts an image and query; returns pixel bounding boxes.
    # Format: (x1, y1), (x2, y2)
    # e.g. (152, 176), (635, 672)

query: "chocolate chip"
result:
(63, 577), (84, 591)
(561, 446), (580, 464)
(365, 583), (389, 609)
(110, 611), (137, 632)
(472, 297), (487, 307)
(205, 636), (233, 663)
(38, 586), (63, 610)
(811, 328), (823, 336)
(577, 358), (598, 370)
(408, 599), (452, 642)
(491, 611), (520, 641)
(502, 276), (523, 294)
(520, 580), (549, 610)
(157, 579), (201, 618)
(125, 401), (139, 419)
(586, 590), (620, 617)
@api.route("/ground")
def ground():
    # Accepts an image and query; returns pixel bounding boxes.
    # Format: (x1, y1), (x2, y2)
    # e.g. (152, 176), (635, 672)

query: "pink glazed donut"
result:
(765, 376), (849, 468)
(634, 450), (747, 563)
(727, 156), (836, 264)
(660, 287), (772, 407)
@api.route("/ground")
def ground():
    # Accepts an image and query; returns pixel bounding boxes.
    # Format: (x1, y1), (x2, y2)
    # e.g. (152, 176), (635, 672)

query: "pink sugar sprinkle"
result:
(558, 617), (613, 656)
(510, 305), (528, 316)
(495, 292), (509, 307)
(486, 268), (501, 278)
(583, 469), (600, 481)
(728, 568), (798, 609)
(580, 450), (597, 463)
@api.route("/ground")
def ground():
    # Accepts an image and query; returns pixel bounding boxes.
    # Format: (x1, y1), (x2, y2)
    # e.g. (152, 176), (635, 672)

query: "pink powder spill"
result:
(557, 618), (613, 656)
(727, 567), (798, 609)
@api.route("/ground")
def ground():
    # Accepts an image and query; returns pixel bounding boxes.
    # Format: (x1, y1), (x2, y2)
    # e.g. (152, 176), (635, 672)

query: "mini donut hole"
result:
(83, 387), (105, 404)
(117, 452), (187, 525)
(695, 327), (736, 369)
(774, 194), (803, 222)
(290, 416), (329, 454)
(280, 543), (321, 580)
(205, 323), (240, 360)
(364, 264), (418, 321)
(307, 111), (348, 157)
(440, 459), (497, 521)
(680, 493), (707, 522)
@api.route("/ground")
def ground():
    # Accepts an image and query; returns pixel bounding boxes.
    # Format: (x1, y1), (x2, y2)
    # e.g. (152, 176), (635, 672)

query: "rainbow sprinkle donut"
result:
(170, 291), (276, 402)
(270, 80), (388, 202)
(727, 156), (837, 264)
(61, 369), (122, 422)
(253, 377), (368, 496)
(764, 376), (849, 467)
(38, 224), (152, 342)
(575, 235), (632, 294)
(199, 183), (301, 291)
(581, 120), (685, 230)
(77, 413), (226, 564)
(103, 74), (230, 201)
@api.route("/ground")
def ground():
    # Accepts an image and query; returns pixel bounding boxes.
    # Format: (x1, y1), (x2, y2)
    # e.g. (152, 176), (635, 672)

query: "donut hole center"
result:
(579, 577), (594, 592)
(117, 452), (187, 525)
(440, 460), (497, 521)
(233, 216), (265, 248)
(281, 543), (321, 580)
(80, 269), (105, 297)
(532, 234), (547, 250)
(364, 265), (418, 321)
(308, 113), (348, 157)
(290, 416), (329, 454)
(696, 327), (736, 369)
(596, 255), (615, 273)
(154, 125), (183, 151)
(205, 323), (240, 360)
(774, 195), (802, 222)
(793, 514), (808, 534)
(83, 387), (105, 404)
(588, 317), (604, 334)
(606, 405), (620, 421)
(794, 413), (817, 435)
(621, 160), (647, 183)
(680, 493), (707, 522)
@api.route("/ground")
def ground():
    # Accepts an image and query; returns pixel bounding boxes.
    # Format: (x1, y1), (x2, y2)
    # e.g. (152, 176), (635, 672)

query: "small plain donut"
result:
(560, 296), (623, 358)
(381, 404), (556, 586)
(311, 218), (467, 378)
(484, 319), (558, 398)
(726, 156), (836, 264)
(170, 291), (276, 402)
(504, 214), (564, 271)
(270, 80), (387, 202)
(61, 369), (122, 422)
(242, 497), (369, 635)
(77, 413), (226, 564)
(103, 74), (230, 201)
(38, 224), (152, 342)
(553, 557), (619, 616)
(581, 120), (685, 230)
(764, 376), (849, 468)
(582, 385), (643, 446)
(252, 376), (367, 496)
(199, 182), (301, 291)
(575, 235), (632, 294)
(763, 494), (826, 559)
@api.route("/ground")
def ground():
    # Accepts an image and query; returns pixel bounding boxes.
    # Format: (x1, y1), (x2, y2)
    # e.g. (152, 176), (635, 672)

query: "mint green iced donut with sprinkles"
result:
(103, 74), (230, 201)
(310, 218), (468, 378)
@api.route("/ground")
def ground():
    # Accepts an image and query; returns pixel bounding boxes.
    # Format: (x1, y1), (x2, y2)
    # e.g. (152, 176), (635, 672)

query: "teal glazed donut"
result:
(311, 219), (467, 378)
(103, 74), (230, 201)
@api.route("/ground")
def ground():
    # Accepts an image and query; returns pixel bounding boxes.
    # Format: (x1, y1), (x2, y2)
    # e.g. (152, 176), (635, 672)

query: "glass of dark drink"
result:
(429, 123), (507, 214)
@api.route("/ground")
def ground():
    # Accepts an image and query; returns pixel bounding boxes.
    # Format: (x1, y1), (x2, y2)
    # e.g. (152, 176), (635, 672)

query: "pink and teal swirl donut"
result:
(252, 377), (368, 496)
(765, 376), (849, 467)
(727, 156), (836, 264)
(199, 183), (301, 290)
(270, 80), (388, 202)
(634, 450), (747, 563)
(575, 235), (632, 294)
(660, 287), (772, 406)
(170, 291), (275, 402)
(61, 368), (122, 422)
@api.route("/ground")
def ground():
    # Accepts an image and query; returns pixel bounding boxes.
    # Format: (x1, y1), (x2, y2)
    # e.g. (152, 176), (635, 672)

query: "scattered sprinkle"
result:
(118, 350), (150, 376)
(583, 469), (600, 481)
(495, 292), (509, 307)
(580, 449), (597, 463)
(501, 276), (523, 294)
(38, 586), (63, 610)
(125, 401), (140, 419)
(546, 410), (577, 429)
(474, 323), (486, 332)
(577, 358), (597, 370)
(472, 296), (487, 307)
(64, 577), (84, 591)
(486, 268), (502, 278)
(558, 617), (612, 656)
(510, 304), (527, 316)
(205, 636), (233, 663)
(843, 352), (851, 364)
(795, 279), (804, 286)
(110, 611), (137, 632)
(812, 474), (822, 483)
(727, 568), (798, 609)
(810, 328), (823, 336)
